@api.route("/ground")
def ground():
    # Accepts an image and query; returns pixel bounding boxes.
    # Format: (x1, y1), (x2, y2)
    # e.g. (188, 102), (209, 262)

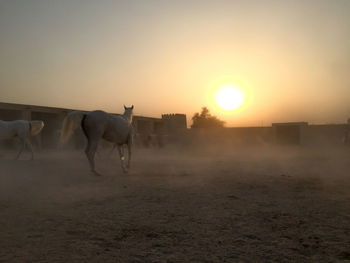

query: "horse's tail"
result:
(60, 111), (86, 144)
(30, 120), (45, 136)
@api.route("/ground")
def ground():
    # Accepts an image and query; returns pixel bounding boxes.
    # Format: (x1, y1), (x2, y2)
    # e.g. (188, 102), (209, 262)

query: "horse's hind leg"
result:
(25, 139), (34, 160)
(15, 138), (25, 160)
(85, 139), (100, 175)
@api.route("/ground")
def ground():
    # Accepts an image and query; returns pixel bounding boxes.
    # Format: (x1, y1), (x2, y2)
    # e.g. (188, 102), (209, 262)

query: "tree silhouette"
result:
(191, 107), (225, 128)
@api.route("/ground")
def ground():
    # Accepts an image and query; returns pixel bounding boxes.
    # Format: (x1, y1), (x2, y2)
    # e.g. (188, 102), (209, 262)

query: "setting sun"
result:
(215, 85), (244, 111)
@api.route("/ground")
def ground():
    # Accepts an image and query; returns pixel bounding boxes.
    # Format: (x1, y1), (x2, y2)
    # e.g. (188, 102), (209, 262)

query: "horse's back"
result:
(86, 110), (130, 130)
(83, 110), (108, 130)
(83, 111), (131, 144)
(85, 110), (110, 127)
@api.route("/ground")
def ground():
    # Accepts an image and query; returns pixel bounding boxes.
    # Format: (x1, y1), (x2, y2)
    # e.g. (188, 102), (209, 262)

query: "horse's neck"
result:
(122, 113), (133, 124)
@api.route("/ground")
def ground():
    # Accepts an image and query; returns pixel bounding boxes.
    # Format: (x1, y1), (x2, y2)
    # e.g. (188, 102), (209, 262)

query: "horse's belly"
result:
(0, 128), (16, 139)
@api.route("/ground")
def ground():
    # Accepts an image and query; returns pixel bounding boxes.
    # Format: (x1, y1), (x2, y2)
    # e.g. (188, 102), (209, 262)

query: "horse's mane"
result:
(30, 120), (44, 136)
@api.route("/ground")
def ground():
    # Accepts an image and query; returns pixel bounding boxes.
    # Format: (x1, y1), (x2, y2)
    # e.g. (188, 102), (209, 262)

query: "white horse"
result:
(0, 120), (44, 160)
(60, 106), (134, 175)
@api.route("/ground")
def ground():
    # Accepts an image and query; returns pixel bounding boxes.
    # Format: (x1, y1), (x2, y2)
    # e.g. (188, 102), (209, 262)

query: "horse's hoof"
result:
(91, 170), (102, 176)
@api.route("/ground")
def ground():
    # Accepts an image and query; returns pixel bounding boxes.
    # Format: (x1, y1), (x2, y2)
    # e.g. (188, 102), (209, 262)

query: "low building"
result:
(272, 122), (308, 145)
(161, 114), (187, 133)
(1, 101), (348, 148)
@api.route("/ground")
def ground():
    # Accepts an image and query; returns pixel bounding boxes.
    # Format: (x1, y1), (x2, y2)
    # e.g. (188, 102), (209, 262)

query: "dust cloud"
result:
(0, 139), (350, 262)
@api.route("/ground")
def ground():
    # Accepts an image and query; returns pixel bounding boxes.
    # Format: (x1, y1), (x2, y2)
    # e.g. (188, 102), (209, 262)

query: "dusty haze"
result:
(0, 140), (350, 262)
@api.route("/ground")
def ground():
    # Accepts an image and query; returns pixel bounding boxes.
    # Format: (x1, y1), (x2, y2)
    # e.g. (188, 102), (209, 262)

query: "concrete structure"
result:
(272, 122), (349, 146)
(132, 116), (164, 135)
(186, 121), (349, 147)
(161, 114), (187, 133)
(0, 101), (348, 148)
(303, 123), (349, 146)
(272, 122), (308, 145)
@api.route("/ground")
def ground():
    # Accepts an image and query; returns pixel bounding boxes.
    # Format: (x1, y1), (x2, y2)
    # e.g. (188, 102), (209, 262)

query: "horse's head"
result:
(123, 105), (134, 123)
(30, 120), (45, 136)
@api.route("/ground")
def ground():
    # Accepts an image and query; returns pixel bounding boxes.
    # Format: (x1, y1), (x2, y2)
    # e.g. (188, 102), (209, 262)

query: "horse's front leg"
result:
(85, 139), (100, 175)
(15, 138), (25, 160)
(116, 145), (127, 173)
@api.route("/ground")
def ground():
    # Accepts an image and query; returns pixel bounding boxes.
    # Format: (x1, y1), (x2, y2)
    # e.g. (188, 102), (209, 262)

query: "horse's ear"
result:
(131, 105), (134, 110)
(124, 105), (127, 110)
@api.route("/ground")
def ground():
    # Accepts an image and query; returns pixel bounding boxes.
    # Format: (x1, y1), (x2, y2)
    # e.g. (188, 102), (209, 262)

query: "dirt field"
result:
(0, 145), (350, 262)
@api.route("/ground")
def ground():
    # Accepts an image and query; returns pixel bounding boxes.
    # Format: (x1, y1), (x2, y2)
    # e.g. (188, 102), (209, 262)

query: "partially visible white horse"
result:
(60, 106), (134, 175)
(0, 120), (45, 160)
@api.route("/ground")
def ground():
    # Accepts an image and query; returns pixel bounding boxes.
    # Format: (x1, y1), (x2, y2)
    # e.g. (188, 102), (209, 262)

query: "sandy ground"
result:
(0, 145), (350, 262)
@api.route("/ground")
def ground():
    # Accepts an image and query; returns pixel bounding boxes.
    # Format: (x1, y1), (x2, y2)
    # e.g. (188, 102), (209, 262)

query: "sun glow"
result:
(215, 85), (244, 111)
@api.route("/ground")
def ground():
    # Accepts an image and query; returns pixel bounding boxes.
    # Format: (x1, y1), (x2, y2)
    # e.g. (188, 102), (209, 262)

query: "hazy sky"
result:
(0, 0), (349, 126)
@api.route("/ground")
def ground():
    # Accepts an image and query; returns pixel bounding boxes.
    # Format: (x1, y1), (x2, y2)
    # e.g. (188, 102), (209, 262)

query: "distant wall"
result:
(167, 123), (349, 148)
(0, 109), (23, 120)
(162, 114), (187, 133)
(303, 124), (349, 146)
(177, 127), (274, 148)
(1, 102), (348, 149)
